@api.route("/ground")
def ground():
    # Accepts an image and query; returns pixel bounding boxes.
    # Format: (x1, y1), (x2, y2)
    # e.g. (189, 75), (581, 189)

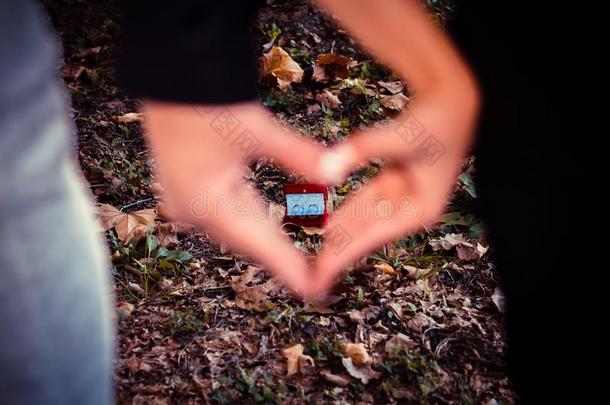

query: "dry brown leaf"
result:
(300, 225), (325, 236)
(429, 233), (469, 251)
(282, 344), (315, 376)
(116, 301), (135, 321)
(126, 355), (140, 373)
(99, 204), (123, 230)
(402, 265), (428, 280)
(380, 93), (409, 110)
(306, 104), (321, 114)
(456, 242), (489, 261)
(233, 278), (274, 312)
(312, 53), (353, 81)
(128, 282), (145, 296)
(303, 294), (343, 314)
(232, 265), (262, 288)
(385, 333), (415, 355)
(343, 343), (372, 367)
(98, 205), (157, 244)
(115, 209), (157, 244)
(429, 233), (488, 261)
(315, 89), (342, 109)
(341, 358), (381, 384)
(311, 64), (327, 82)
(62, 65), (86, 81)
(156, 221), (196, 247)
(115, 112), (143, 123)
(374, 262), (398, 277)
(260, 46), (304, 90)
(407, 312), (433, 333)
(320, 369), (351, 386)
(378, 80), (404, 94)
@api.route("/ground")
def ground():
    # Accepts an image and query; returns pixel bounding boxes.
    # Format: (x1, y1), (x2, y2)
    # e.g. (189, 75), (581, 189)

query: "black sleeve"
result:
(117, 0), (262, 104)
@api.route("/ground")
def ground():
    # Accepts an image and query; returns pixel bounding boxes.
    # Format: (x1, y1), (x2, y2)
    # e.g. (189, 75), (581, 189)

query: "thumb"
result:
(253, 125), (330, 184)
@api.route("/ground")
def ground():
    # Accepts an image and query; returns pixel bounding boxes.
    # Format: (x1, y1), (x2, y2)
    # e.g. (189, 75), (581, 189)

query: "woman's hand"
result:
(142, 101), (326, 296)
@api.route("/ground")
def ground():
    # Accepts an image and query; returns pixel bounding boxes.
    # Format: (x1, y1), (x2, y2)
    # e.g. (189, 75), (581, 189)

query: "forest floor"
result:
(45, 0), (514, 403)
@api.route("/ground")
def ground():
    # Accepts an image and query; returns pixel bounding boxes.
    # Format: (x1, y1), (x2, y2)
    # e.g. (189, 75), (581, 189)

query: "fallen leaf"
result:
(260, 46), (304, 90)
(406, 312), (433, 333)
(341, 358), (381, 384)
(385, 333), (415, 355)
(126, 356), (140, 373)
(343, 343), (372, 366)
(62, 64), (86, 81)
(98, 204), (123, 230)
(114, 209), (156, 244)
(306, 103), (321, 114)
(312, 53), (353, 81)
(232, 265), (262, 287)
(380, 93), (409, 110)
(282, 344), (315, 376)
(98, 204), (157, 244)
(315, 89), (342, 109)
(320, 369), (351, 386)
(428, 233), (469, 251)
(456, 242), (489, 261)
(378, 80), (404, 94)
(492, 287), (505, 313)
(374, 262), (398, 277)
(156, 221), (196, 247)
(115, 112), (143, 123)
(388, 302), (403, 320)
(300, 225), (325, 236)
(128, 282), (145, 296)
(116, 301), (135, 321)
(233, 280), (275, 312)
(403, 265), (427, 280)
(303, 294), (343, 314)
(158, 278), (173, 290)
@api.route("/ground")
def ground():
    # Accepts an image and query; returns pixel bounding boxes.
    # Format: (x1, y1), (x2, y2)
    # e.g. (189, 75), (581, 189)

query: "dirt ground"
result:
(44, 0), (514, 403)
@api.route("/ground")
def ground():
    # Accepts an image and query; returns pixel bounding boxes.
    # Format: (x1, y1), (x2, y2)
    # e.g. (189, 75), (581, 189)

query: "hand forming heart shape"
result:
(143, 93), (478, 298)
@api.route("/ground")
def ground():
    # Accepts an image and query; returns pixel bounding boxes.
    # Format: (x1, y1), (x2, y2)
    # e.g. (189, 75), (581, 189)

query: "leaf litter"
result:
(48, 0), (515, 403)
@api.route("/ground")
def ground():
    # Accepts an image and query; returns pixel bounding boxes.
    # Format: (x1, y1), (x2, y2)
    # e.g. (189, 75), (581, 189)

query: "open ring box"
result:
(282, 183), (329, 227)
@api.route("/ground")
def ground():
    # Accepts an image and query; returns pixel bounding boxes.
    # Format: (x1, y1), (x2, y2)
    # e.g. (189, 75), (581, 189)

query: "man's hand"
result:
(308, 0), (480, 295)
(142, 101), (326, 296)
(311, 93), (479, 295)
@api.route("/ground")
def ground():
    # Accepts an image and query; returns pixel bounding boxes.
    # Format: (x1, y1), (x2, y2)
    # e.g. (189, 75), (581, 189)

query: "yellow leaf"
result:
(115, 112), (143, 123)
(342, 343), (372, 367)
(282, 343), (315, 376)
(374, 262), (398, 277)
(260, 47), (303, 90)
(98, 205), (157, 244)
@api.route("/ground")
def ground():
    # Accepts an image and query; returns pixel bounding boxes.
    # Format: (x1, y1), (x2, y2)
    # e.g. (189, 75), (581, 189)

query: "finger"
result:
(195, 180), (314, 297)
(309, 168), (429, 295)
(319, 103), (450, 183)
(254, 125), (330, 184)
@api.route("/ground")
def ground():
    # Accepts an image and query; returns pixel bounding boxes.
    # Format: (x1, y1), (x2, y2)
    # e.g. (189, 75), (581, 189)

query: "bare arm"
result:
(311, 0), (481, 294)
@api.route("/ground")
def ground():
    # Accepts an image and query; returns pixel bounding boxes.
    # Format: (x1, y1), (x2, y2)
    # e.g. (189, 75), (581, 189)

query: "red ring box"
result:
(283, 183), (329, 227)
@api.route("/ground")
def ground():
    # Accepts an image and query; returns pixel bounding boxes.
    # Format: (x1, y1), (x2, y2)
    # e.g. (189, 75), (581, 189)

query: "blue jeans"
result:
(0, 1), (114, 404)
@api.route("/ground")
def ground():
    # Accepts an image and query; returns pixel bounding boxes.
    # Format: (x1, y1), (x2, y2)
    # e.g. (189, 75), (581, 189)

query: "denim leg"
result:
(0, 1), (115, 404)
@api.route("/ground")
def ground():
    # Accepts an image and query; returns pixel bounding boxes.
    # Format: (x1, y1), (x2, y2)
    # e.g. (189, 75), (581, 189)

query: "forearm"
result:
(313, 0), (478, 101)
